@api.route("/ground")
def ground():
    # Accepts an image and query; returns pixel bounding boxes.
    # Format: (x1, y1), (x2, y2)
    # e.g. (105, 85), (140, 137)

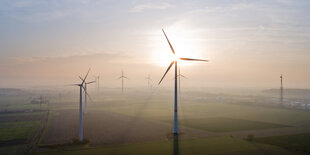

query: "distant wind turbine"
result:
(158, 29), (208, 135)
(146, 74), (152, 89)
(72, 68), (91, 142)
(177, 67), (187, 95)
(280, 74), (283, 106)
(118, 70), (128, 93)
(94, 75), (100, 89)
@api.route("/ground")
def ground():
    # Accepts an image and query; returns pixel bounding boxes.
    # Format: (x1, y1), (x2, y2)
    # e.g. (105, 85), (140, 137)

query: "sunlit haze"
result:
(2, 1), (310, 154)
(1, 0), (310, 89)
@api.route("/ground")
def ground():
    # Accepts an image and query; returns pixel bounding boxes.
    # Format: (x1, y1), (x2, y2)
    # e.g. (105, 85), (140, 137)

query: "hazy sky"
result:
(0, 0), (309, 89)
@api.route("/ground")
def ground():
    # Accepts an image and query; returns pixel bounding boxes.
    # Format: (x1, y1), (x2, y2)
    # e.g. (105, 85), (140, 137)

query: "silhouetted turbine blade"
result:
(159, 61), (175, 85)
(123, 76), (129, 79)
(82, 68), (91, 83)
(86, 81), (96, 84)
(79, 76), (83, 81)
(66, 84), (80, 86)
(180, 74), (188, 79)
(179, 58), (208, 62)
(162, 29), (176, 55)
(82, 86), (94, 103)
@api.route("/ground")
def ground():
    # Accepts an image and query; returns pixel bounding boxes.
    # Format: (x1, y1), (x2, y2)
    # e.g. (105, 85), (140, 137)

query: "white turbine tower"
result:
(118, 70), (128, 93)
(158, 29), (208, 135)
(79, 76), (95, 114)
(72, 68), (91, 142)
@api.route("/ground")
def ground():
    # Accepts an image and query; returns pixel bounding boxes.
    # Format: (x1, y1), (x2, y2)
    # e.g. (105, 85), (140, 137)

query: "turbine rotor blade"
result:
(162, 29), (175, 55)
(180, 74), (188, 79)
(82, 86), (94, 103)
(82, 68), (91, 84)
(179, 58), (208, 62)
(123, 76), (129, 79)
(158, 61), (175, 85)
(86, 81), (96, 84)
(66, 84), (80, 86)
(79, 76), (83, 81)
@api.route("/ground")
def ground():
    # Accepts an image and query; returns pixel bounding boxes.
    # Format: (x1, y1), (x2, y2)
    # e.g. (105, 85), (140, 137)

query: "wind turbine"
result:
(72, 68), (91, 142)
(280, 74), (283, 106)
(79, 76), (95, 114)
(94, 75), (100, 89)
(158, 29), (208, 135)
(118, 70), (128, 93)
(146, 74), (152, 89)
(177, 67), (187, 95)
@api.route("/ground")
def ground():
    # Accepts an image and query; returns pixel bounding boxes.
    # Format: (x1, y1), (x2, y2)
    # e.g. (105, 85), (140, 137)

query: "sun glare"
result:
(150, 27), (204, 67)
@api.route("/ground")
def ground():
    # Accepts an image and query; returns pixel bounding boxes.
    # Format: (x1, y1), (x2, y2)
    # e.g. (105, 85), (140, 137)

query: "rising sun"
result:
(150, 28), (203, 67)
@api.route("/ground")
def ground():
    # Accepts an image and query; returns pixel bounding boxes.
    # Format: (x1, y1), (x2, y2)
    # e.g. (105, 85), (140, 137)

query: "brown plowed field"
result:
(42, 109), (174, 145)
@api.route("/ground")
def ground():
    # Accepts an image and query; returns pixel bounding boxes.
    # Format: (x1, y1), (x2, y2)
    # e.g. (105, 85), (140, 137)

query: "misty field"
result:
(0, 96), (45, 112)
(178, 117), (289, 132)
(39, 89), (310, 141)
(2, 89), (310, 154)
(97, 92), (310, 128)
(41, 109), (173, 145)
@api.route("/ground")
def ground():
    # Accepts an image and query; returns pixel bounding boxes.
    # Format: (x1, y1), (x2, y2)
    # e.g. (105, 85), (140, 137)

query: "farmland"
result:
(0, 94), (48, 154)
(41, 109), (173, 145)
(2, 88), (310, 154)
(36, 136), (293, 155)
(178, 117), (289, 132)
(255, 133), (310, 153)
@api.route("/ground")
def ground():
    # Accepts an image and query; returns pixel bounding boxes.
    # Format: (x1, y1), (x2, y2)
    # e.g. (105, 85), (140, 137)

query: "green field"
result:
(178, 117), (289, 132)
(0, 116), (43, 154)
(255, 133), (310, 153)
(0, 121), (40, 141)
(100, 98), (310, 131)
(0, 95), (47, 154)
(36, 136), (291, 155)
(0, 144), (27, 155)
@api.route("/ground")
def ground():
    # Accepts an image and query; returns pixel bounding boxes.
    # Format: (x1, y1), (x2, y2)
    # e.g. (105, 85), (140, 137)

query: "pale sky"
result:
(0, 0), (309, 89)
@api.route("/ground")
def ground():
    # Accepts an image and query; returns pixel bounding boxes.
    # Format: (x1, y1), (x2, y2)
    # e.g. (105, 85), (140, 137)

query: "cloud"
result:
(130, 2), (173, 13)
(203, 3), (251, 13)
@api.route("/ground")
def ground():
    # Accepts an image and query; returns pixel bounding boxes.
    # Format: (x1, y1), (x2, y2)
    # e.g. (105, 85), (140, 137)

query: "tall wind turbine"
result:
(146, 74), (152, 89)
(118, 70), (128, 93)
(280, 74), (283, 106)
(72, 68), (91, 142)
(177, 67), (187, 95)
(79, 76), (95, 114)
(158, 29), (208, 135)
